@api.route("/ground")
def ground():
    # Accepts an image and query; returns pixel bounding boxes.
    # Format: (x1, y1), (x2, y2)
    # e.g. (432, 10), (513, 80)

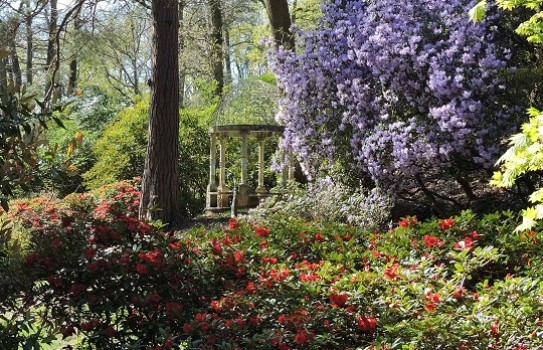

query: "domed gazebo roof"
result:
(210, 77), (283, 136)
(205, 77), (290, 215)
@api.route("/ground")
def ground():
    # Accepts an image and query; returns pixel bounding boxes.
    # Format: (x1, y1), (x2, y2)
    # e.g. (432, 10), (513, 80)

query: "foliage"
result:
(271, 0), (523, 189)
(35, 118), (95, 197)
(214, 77), (278, 126)
(0, 83), (77, 209)
(471, 0), (543, 43)
(178, 106), (213, 217)
(491, 108), (543, 231)
(5, 186), (543, 349)
(247, 178), (393, 231)
(291, 0), (323, 30)
(82, 100), (149, 189)
(83, 101), (211, 217)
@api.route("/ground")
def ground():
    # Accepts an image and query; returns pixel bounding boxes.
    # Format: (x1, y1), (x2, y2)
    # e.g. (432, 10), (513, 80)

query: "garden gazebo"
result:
(204, 78), (290, 215)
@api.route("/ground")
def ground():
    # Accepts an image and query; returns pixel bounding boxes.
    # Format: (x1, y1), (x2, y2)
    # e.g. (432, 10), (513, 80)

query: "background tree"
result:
(263, 0), (294, 49)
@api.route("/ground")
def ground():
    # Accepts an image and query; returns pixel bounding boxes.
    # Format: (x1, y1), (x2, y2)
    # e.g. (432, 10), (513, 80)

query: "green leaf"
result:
(469, 1), (487, 22)
(0, 198), (8, 212)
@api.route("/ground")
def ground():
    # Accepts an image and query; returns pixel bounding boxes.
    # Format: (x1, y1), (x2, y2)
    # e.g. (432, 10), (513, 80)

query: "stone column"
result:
(206, 133), (218, 208)
(238, 133), (249, 207)
(256, 137), (267, 195)
(240, 133), (248, 185)
(218, 136), (230, 207)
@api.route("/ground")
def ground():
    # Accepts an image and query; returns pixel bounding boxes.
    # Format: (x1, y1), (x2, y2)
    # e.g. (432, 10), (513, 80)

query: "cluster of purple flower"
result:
(272, 0), (519, 184)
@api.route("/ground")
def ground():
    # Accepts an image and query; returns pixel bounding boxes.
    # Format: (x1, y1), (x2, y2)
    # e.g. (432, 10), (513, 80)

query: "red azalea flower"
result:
(439, 218), (455, 231)
(300, 273), (319, 282)
(425, 302), (437, 312)
(139, 222), (151, 232)
(427, 292), (440, 303)
(454, 237), (473, 250)
(233, 250), (243, 262)
(398, 216), (418, 228)
(210, 300), (221, 313)
(255, 226), (271, 237)
(384, 263), (399, 279)
(293, 330), (311, 345)
(182, 323), (192, 334)
(490, 320), (499, 337)
(423, 235), (444, 248)
(211, 238), (222, 256)
(169, 241), (181, 250)
(222, 236), (233, 246)
(228, 218), (240, 230)
(25, 252), (39, 265)
(356, 315), (377, 331)
(277, 315), (287, 324)
(329, 292), (349, 307)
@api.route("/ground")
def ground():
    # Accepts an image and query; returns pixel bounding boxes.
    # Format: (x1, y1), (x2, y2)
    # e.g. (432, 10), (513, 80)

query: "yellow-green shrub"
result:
(491, 107), (543, 231)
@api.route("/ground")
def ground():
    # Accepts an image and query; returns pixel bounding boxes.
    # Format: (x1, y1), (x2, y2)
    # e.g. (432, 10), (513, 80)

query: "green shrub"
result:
(83, 101), (212, 217)
(492, 107), (543, 231)
(83, 100), (149, 189)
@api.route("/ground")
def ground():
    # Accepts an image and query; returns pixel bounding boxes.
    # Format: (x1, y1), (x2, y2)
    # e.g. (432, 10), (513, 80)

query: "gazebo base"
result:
(204, 192), (282, 217)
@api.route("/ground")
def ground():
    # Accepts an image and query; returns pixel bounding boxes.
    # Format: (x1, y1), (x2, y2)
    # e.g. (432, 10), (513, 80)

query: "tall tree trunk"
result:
(139, 0), (182, 226)
(25, 12), (33, 85)
(223, 26), (232, 85)
(292, 0), (299, 24)
(179, 0), (186, 107)
(8, 36), (22, 91)
(0, 58), (8, 104)
(263, 0), (294, 50)
(46, 0), (58, 67)
(46, 0), (58, 94)
(67, 14), (82, 95)
(207, 0), (224, 96)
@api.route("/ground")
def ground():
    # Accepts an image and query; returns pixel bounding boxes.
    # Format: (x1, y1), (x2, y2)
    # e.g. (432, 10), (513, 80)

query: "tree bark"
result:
(207, 0), (224, 96)
(67, 14), (82, 95)
(8, 34), (22, 91)
(46, 0), (58, 68)
(223, 25), (232, 85)
(179, 0), (186, 107)
(0, 58), (8, 105)
(25, 10), (33, 85)
(139, 0), (182, 227)
(263, 0), (294, 50)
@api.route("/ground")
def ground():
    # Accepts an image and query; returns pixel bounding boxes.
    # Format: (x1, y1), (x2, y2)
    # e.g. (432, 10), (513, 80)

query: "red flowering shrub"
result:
(6, 187), (543, 349)
(12, 180), (223, 349)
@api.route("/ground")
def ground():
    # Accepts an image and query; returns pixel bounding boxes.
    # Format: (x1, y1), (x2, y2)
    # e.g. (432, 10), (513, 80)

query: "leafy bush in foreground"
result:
(3, 182), (543, 349)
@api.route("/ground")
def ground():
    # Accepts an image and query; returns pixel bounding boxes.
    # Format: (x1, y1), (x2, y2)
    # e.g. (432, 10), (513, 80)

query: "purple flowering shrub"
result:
(272, 0), (523, 189)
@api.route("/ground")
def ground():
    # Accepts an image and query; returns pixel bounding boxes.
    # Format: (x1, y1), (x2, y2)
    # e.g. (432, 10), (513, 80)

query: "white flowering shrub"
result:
(246, 178), (393, 231)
